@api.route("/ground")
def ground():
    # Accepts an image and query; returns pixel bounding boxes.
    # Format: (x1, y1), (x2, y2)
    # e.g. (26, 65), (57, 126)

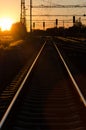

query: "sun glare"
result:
(0, 17), (13, 31)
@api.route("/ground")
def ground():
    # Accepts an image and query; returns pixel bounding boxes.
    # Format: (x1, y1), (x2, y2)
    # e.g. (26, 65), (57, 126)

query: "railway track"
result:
(54, 36), (86, 99)
(0, 37), (86, 130)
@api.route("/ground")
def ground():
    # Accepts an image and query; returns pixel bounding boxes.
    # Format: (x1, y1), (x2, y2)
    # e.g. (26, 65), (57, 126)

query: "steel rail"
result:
(0, 41), (46, 129)
(56, 37), (86, 52)
(54, 43), (86, 107)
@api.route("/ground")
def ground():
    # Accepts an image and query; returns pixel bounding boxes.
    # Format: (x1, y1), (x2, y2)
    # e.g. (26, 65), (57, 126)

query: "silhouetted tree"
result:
(11, 22), (27, 40)
(74, 20), (82, 28)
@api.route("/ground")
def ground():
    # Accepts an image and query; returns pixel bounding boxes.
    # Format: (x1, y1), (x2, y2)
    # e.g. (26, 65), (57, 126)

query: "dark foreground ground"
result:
(0, 37), (42, 94)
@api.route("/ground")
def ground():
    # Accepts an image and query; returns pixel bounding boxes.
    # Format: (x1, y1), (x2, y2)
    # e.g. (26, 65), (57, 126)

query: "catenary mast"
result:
(30, 0), (32, 32)
(20, 0), (26, 27)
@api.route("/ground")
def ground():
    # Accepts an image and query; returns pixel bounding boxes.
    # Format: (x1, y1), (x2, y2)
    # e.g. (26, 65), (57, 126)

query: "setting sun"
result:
(0, 17), (13, 31)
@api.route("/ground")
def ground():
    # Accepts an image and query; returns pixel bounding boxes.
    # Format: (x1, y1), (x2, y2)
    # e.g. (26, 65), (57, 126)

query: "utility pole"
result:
(30, 0), (32, 32)
(73, 16), (75, 26)
(20, 0), (26, 27)
(56, 19), (58, 28)
(33, 22), (35, 30)
(43, 22), (45, 30)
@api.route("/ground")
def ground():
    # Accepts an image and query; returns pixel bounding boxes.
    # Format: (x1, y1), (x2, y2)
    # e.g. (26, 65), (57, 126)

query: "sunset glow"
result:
(0, 0), (86, 31)
(0, 17), (14, 31)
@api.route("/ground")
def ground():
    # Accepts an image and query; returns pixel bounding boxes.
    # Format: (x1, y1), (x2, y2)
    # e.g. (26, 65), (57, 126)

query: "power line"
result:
(32, 4), (86, 8)
(26, 14), (86, 17)
(27, 0), (86, 31)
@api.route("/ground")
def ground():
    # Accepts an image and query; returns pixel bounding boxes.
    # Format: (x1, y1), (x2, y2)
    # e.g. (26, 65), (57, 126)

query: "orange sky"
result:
(0, 0), (20, 22)
(0, 0), (86, 31)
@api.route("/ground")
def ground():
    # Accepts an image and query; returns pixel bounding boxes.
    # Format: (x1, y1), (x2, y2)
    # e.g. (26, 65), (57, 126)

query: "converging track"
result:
(0, 37), (86, 130)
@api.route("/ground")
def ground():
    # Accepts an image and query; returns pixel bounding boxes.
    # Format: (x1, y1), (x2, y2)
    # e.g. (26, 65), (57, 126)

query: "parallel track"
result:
(0, 38), (86, 130)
